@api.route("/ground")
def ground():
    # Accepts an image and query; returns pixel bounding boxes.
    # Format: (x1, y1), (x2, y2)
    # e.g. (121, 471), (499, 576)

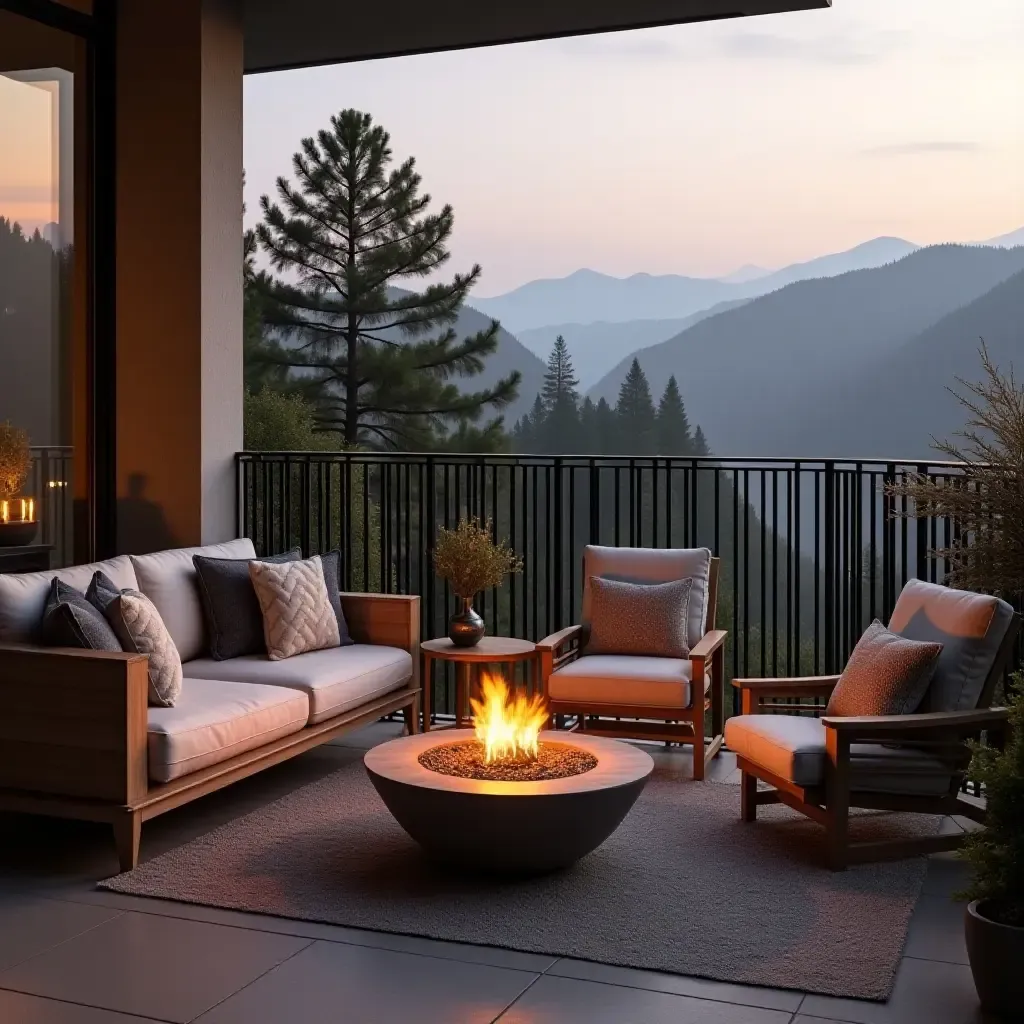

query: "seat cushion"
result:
(0, 554), (138, 643)
(725, 714), (954, 796)
(183, 644), (412, 724)
(581, 545), (712, 648)
(548, 654), (696, 709)
(131, 539), (255, 662)
(148, 678), (309, 783)
(889, 578), (1015, 712)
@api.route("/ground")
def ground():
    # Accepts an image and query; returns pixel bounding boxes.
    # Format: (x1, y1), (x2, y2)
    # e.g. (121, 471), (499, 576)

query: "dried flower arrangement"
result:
(433, 517), (522, 599)
(0, 421), (31, 498)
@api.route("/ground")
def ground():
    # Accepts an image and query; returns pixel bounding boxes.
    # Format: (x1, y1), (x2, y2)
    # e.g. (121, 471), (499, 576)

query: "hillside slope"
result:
(587, 245), (1024, 456)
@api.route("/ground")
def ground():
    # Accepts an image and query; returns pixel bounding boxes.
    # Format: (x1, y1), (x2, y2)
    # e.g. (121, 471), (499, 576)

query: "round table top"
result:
(421, 636), (537, 661)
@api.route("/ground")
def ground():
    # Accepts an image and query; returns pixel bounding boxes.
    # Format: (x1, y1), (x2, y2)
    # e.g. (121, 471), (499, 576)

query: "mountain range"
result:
(584, 244), (1024, 459)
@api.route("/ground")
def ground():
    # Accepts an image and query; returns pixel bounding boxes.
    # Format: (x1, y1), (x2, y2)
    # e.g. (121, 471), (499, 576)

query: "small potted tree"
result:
(0, 421), (35, 546)
(433, 517), (521, 647)
(961, 687), (1024, 1016)
(888, 344), (1024, 1013)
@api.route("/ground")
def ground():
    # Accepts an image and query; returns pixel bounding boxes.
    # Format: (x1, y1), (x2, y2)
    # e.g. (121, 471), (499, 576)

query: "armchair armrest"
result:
(823, 707), (1009, 740)
(535, 624), (583, 653)
(689, 629), (727, 663)
(732, 675), (840, 695)
(0, 644), (149, 803)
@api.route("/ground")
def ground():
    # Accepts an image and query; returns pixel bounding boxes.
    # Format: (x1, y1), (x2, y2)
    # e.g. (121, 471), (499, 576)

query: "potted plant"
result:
(961, 686), (1024, 1016)
(0, 421), (35, 546)
(433, 517), (522, 647)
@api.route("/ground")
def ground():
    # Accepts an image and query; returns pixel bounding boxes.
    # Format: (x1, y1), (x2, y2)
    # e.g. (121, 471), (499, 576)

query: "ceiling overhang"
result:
(244, 0), (832, 74)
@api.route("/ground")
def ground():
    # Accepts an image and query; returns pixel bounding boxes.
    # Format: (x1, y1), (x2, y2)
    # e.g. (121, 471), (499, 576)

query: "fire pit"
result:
(364, 674), (653, 873)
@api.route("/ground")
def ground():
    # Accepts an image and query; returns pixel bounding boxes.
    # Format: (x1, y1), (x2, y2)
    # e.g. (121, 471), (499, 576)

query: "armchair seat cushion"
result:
(725, 714), (953, 796)
(183, 644), (412, 725)
(547, 654), (701, 709)
(148, 678), (309, 783)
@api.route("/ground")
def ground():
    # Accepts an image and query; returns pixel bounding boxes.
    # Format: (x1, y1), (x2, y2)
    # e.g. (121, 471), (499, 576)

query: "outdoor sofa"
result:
(0, 539), (420, 871)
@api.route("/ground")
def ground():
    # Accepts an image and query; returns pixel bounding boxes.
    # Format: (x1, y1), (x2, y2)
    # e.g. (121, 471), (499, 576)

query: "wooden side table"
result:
(421, 636), (540, 731)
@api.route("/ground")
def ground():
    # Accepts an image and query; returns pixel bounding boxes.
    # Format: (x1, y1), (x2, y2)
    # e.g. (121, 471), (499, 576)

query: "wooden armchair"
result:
(538, 546), (727, 780)
(725, 579), (1020, 869)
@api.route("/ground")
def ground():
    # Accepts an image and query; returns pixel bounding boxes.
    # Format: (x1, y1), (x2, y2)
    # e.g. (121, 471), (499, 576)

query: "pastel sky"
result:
(244, 0), (1024, 294)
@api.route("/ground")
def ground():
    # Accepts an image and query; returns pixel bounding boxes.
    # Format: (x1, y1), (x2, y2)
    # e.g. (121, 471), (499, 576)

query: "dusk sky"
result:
(243, 0), (1024, 295)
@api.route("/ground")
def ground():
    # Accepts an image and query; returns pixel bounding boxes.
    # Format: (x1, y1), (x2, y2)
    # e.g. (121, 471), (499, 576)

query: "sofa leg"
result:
(402, 699), (419, 736)
(113, 812), (140, 872)
(740, 771), (758, 822)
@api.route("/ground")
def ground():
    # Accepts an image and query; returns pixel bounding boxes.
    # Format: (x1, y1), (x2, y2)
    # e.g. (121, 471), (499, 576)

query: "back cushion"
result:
(581, 546), (712, 649)
(888, 578), (1015, 712)
(130, 539), (255, 662)
(0, 555), (138, 643)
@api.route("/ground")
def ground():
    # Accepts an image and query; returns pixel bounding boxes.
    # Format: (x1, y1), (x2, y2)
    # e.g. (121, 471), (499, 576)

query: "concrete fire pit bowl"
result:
(364, 729), (653, 874)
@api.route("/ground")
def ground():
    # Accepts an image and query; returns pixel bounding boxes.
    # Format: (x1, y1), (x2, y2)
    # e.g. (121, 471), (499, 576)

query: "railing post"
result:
(552, 457), (564, 631)
(824, 460), (835, 674)
(915, 462), (929, 582)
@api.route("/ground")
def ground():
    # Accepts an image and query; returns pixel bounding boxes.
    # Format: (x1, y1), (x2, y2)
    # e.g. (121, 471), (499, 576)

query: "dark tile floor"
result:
(0, 723), (1006, 1024)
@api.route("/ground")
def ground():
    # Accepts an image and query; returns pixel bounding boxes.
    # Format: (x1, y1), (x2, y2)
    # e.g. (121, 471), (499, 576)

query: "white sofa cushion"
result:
(724, 714), (954, 796)
(131, 539), (255, 662)
(148, 678), (309, 784)
(0, 554), (138, 643)
(581, 545), (712, 648)
(889, 578), (1016, 713)
(183, 644), (412, 724)
(548, 654), (697, 709)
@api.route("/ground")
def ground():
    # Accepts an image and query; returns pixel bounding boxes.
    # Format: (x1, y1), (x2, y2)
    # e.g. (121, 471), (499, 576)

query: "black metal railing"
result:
(236, 452), (1002, 717)
(26, 447), (74, 569)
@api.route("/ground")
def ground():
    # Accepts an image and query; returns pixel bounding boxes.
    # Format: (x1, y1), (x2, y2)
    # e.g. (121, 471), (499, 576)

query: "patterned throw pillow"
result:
(585, 575), (693, 659)
(826, 619), (942, 717)
(39, 578), (123, 652)
(102, 586), (184, 707)
(249, 555), (341, 661)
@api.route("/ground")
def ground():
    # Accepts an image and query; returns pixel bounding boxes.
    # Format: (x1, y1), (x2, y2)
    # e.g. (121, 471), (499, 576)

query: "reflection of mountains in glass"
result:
(0, 218), (72, 447)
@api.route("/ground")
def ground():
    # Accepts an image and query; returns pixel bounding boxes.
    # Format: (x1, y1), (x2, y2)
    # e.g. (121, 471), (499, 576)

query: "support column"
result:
(115, 0), (242, 553)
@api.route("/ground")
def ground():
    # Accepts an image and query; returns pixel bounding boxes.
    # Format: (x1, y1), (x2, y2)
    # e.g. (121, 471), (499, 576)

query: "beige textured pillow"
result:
(827, 619), (942, 717)
(249, 555), (340, 661)
(585, 575), (692, 659)
(105, 589), (183, 707)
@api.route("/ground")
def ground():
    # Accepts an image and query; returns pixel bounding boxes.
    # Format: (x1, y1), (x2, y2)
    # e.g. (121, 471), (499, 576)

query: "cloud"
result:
(861, 141), (981, 157)
(720, 29), (911, 65)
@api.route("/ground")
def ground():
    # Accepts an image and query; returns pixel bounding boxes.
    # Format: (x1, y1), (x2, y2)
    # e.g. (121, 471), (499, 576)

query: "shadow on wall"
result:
(117, 473), (178, 554)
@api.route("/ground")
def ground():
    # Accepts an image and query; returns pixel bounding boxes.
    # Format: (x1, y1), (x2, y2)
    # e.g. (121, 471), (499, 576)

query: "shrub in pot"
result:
(961, 685), (1024, 1017)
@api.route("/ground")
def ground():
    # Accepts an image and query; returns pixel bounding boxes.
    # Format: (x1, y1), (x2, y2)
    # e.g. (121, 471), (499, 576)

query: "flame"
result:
(470, 672), (549, 764)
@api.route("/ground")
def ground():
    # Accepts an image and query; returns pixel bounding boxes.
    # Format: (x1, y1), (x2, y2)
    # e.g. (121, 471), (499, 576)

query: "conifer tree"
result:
(539, 335), (582, 452)
(615, 358), (657, 454)
(594, 398), (618, 455)
(693, 424), (711, 457)
(656, 375), (693, 455)
(256, 109), (519, 449)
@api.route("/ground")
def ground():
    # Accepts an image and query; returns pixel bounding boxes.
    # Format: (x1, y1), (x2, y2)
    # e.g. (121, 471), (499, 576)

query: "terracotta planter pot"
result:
(965, 899), (1024, 1017)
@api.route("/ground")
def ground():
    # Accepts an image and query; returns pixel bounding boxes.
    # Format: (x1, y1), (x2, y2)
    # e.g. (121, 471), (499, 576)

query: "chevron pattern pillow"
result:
(104, 587), (183, 707)
(249, 555), (341, 661)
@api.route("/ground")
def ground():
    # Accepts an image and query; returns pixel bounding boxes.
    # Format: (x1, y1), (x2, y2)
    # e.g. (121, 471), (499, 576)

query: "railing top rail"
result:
(236, 450), (972, 470)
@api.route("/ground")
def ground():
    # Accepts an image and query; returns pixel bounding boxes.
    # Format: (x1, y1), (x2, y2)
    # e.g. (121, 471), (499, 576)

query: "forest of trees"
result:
(511, 337), (710, 457)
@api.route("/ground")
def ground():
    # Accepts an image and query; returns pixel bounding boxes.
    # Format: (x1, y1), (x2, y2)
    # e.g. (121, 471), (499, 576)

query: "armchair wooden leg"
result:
(741, 770), (758, 822)
(691, 698), (706, 781)
(825, 727), (851, 871)
(113, 812), (140, 873)
(402, 696), (420, 735)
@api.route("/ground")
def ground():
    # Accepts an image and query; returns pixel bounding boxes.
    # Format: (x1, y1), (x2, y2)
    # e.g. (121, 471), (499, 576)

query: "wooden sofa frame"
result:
(538, 557), (727, 780)
(732, 610), (1020, 869)
(0, 592), (420, 872)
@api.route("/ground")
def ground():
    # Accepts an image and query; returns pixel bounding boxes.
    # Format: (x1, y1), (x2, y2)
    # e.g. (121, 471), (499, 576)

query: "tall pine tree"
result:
(256, 109), (519, 449)
(539, 335), (581, 452)
(656, 375), (693, 455)
(693, 425), (711, 457)
(615, 358), (657, 454)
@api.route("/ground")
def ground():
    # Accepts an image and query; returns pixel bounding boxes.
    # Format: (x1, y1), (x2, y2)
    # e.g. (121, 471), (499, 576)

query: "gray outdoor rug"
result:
(101, 758), (938, 1000)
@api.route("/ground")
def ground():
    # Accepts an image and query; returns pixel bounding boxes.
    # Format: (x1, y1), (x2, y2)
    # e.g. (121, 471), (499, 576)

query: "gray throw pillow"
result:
(102, 586), (183, 707)
(826, 619), (943, 718)
(585, 575), (693, 659)
(318, 550), (354, 647)
(193, 548), (302, 660)
(40, 578), (123, 652)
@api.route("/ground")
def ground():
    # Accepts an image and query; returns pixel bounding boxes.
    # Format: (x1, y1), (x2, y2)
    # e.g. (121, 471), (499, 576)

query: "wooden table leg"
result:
(455, 661), (470, 728)
(422, 653), (432, 732)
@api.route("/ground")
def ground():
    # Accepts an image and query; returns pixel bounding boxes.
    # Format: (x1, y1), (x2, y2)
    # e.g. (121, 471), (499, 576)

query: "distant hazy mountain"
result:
(718, 264), (771, 284)
(776, 268), (1024, 460)
(587, 245), (1024, 456)
(516, 299), (749, 391)
(472, 235), (920, 333)
(983, 226), (1024, 249)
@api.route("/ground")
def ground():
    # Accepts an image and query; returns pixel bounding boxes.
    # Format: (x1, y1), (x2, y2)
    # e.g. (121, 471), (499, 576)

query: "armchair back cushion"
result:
(581, 545), (712, 649)
(0, 554), (138, 643)
(131, 539), (255, 662)
(888, 578), (1015, 712)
